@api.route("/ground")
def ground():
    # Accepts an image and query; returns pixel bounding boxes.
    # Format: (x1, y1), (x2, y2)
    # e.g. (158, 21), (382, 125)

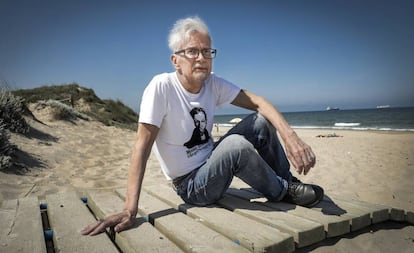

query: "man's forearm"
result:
(124, 150), (147, 217)
(123, 123), (159, 216)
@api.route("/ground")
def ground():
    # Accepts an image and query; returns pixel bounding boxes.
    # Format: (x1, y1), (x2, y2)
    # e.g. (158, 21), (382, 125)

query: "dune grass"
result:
(0, 88), (28, 169)
(13, 83), (138, 130)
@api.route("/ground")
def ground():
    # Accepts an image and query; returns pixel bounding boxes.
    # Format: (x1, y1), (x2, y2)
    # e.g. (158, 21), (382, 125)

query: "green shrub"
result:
(0, 88), (27, 170)
(0, 88), (30, 134)
(0, 124), (16, 170)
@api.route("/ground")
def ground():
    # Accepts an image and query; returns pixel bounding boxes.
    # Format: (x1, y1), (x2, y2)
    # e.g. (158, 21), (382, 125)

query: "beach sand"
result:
(1, 107), (413, 252)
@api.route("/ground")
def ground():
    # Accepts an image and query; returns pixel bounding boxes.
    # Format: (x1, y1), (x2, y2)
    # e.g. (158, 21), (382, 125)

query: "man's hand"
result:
(80, 210), (135, 236)
(284, 131), (316, 175)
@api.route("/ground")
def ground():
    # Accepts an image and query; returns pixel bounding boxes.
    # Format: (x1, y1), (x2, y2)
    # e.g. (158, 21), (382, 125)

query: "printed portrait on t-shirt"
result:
(184, 107), (210, 149)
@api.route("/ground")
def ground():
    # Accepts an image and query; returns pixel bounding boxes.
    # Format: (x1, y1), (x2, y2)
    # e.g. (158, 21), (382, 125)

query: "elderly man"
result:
(82, 16), (323, 236)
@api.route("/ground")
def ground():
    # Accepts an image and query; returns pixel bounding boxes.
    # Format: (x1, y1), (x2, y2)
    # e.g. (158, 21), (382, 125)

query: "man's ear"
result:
(171, 54), (180, 70)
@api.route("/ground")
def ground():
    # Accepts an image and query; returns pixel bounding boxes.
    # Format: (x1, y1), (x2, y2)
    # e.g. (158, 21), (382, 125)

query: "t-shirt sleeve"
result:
(138, 75), (167, 128)
(212, 74), (241, 108)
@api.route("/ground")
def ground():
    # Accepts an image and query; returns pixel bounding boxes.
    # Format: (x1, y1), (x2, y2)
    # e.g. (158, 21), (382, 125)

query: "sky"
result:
(1, 0), (413, 114)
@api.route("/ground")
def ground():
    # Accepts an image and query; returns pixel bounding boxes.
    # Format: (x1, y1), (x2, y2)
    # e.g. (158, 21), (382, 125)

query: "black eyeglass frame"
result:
(174, 48), (217, 59)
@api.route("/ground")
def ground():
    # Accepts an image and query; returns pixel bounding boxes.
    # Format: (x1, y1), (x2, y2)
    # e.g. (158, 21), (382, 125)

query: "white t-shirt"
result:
(139, 72), (241, 180)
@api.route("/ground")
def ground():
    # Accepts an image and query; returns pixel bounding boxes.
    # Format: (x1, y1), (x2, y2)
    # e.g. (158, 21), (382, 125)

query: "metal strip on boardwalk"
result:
(85, 190), (183, 253)
(46, 191), (119, 252)
(0, 197), (46, 253)
(116, 188), (250, 253)
(144, 184), (295, 253)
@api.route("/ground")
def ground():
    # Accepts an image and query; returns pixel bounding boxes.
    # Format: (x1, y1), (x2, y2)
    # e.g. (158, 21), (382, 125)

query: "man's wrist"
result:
(123, 207), (137, 218)
(280, 127), (296, 142)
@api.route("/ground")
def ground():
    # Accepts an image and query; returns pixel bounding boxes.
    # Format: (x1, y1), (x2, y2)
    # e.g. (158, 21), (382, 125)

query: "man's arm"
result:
(81, 123), (159, 235)
(231, 89), (316, 175)
(123, 123), (159, 220)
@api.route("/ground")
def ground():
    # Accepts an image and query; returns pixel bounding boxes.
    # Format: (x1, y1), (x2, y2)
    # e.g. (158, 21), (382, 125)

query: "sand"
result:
(1, 106), (413, 252)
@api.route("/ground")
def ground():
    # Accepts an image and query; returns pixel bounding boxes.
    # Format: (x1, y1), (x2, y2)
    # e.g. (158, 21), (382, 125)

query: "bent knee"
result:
(253, 113), (275, 132)
(221, 134), (253, 151)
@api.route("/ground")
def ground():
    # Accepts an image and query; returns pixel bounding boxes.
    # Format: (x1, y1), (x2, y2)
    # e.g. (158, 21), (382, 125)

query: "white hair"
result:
(168, 16), (211, 52)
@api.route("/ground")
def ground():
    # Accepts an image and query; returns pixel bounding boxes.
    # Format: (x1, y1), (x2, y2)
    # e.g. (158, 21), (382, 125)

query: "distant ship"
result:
(376, 105), (391, 109)
(326, 106), (340, 111)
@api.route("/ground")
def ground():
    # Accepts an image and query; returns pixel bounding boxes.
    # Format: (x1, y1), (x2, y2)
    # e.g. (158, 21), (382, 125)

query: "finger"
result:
(308, 156), (316, 168)
(295, 154), (305, 174)
(309, 151), (316, 166)
(294, 162), (304, 175)
(114, 218), (134, 233)
(305, 149), (316, 172)
(303, 164), (312, 175)
(80, 220), (102, 235)
(302, 159), (312, 176)
(299, 151), (309, 172)
(304, 157), (315, 175)
(287, 153), (303, 174)
(88, 220), (110, 236)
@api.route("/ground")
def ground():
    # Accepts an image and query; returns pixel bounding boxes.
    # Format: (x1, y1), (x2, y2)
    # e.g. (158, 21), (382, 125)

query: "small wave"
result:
(334, 122), (361, 127)
(292, 125), (414, 131)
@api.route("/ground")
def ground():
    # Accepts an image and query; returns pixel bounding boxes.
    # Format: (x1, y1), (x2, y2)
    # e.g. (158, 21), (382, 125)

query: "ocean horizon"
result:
(213, 106), (414, 132)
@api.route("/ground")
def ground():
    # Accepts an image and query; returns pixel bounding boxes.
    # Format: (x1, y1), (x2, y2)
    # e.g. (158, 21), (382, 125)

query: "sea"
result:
(213, 107), (414, 132)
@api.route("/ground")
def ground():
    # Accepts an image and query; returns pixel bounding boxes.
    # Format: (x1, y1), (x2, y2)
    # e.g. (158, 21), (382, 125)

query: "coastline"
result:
(215, 124), (414, 132)
(214, 107), (414, 132)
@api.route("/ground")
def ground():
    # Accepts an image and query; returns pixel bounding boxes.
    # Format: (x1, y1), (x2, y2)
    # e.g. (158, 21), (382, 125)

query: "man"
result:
(81, 16), (323, 236)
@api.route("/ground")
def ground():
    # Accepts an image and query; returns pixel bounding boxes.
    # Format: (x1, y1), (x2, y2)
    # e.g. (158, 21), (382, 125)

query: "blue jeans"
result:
(175, 113), (291, 206)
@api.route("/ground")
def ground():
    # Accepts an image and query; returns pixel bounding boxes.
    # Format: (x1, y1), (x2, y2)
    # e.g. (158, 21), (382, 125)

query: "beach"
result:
(1, 108), (413, 252)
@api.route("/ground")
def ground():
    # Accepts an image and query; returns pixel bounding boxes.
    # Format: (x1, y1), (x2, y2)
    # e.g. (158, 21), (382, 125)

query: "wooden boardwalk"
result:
(1, 182), (413, 253)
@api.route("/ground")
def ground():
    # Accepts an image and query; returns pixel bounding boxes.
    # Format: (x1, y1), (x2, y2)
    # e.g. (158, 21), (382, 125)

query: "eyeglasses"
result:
(174, 48), (217, 59)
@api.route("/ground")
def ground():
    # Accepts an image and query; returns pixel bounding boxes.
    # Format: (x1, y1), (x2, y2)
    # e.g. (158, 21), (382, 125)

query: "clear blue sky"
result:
(1, 0), (413, 113)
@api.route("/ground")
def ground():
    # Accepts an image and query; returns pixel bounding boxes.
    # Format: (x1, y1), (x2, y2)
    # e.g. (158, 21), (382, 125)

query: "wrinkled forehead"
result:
(181, 31), (211, 48)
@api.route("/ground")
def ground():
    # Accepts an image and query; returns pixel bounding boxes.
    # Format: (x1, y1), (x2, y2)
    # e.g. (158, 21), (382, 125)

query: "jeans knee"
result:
(253, 113), (275, 133)
(245, 113), (277, 149)
(222, 134), (253, 153)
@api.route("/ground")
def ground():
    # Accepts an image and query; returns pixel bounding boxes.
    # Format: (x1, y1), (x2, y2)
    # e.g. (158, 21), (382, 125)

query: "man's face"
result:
(172, 32), (213, 85)
(194, 112), (207, 130)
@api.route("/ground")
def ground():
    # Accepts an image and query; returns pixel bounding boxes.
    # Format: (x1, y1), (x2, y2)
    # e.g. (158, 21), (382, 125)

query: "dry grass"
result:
(0, 88), (26, 169)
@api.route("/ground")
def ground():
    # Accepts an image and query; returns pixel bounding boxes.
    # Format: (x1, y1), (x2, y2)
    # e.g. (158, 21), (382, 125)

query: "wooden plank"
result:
(326, 194), (391, 223)
(46, 191), (119, 252)
(218, 194), (325, 248)
(0, 197), (46, 253)
(116, 189), (250, 253)
(230, 178), (371, 232)
(311, 197), (371, 232)
(85, 190), (183, 253)
(144, 184), (295, 253)
(390, 208), (406, 222)
(406, 211), (414, 225)
(226, 188), (351, 238)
